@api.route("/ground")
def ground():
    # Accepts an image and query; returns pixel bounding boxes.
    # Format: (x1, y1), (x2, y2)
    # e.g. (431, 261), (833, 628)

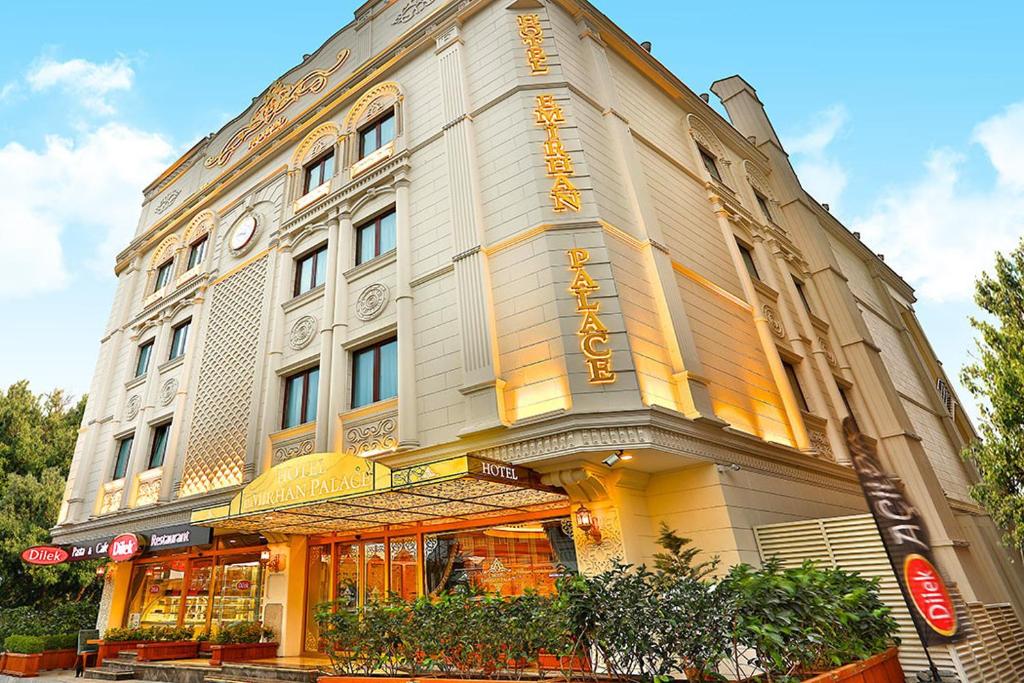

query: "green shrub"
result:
(4, 635), (46, 654)
(211, 621), (273, 645)
(0, 601), (98, 643)
(103, 626), (194, 642)
(42, 634), (78, 651)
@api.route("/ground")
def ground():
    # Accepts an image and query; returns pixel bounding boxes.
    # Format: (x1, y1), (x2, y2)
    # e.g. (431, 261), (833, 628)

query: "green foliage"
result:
(103, 626), (194, 642)
(0, 602), (98, 643)
(211, 621), (274, 645)
(42, 634), (79, 651)
(0, 381), (99, 608)
(4, 635), (46, 654)
(962, 241), (1024, 550)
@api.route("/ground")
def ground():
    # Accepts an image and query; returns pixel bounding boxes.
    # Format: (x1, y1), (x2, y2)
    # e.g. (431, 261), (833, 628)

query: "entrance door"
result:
(209, 554), (264, 634)
(182, 558), (213, 637)
(304, 539), (387, 654)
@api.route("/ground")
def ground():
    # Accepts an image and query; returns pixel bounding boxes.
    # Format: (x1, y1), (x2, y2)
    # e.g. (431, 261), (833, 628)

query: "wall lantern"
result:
(575, 504), (602, 543)
(95, 564), (107, 577)
(261, 550), (286, 573)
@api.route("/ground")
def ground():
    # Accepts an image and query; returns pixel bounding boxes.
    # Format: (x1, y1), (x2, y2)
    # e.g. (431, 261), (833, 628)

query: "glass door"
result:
(124, 562), (185, 628)
(182, 558), (213, 637)
(363, 542), (387, 604)
(210, 554), (264, 635)
(335, 542), (360, 609)
(305, 545), (333, 653)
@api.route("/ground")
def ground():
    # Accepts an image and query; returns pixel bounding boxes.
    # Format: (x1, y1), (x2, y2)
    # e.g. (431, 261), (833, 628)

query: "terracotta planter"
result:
(136, 641), (200, 662)
(209, 642), (279, 665)
(802, 648), (903, 683)
(3, 653), (42, 678)
(537, 653), (592, 672)
(39, 648), (78, 671)
(96, 640), (144, 663)
(199, 641), (213, 654)
(320, 678), (516, 683)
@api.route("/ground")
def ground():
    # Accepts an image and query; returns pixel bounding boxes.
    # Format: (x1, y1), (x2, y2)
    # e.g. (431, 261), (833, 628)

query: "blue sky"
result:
(2, 1), (1022, 423)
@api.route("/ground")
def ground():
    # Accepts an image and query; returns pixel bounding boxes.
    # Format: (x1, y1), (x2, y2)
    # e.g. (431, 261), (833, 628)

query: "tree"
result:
(962, 241), (1024, 552)
(0, 381), (100, 607)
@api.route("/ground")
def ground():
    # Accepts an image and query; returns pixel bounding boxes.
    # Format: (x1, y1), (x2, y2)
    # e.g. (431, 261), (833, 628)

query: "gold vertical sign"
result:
(568, 248), (615, 384)
(535, 95), (582, 213)
(517, 14), (549, 75)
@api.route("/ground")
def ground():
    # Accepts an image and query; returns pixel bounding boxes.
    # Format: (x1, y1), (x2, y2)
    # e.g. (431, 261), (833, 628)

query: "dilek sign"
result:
(843, 418), (963, 645)
(21, 524), (212, 567)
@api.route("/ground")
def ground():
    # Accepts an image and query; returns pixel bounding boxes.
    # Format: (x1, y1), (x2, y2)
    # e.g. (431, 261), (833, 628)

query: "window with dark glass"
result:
(112, 435), (134, 480)
(755, 191), (773, 223)
(782, 360), (810, 412)
(283, 367), (320, 429)
(793, 277), (813, 314)
(168, 319), (190, 361)
(698, 145), (723, 183)
(294, 245), (328, 296)
(187, 236), (208, 270)
(839, 385), (857, 425)
(303, 150), (335, 194)
(352, 338), (397, 409)
(154, 259), (174, 290)
(148, 422), (171, 469)
(355, 210), (396, 265)
(135, 340), (154, 377)
(359, 111), (395, 159)
(736, 238), (760, 280)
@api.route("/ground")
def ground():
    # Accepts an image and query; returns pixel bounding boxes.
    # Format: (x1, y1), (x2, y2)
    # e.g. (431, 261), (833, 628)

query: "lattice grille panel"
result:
(178, 256), (268, 497)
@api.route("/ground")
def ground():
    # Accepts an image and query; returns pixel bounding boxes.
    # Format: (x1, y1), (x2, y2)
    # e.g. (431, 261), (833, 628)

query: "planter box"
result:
(209, 642), (279, 665)
(199, 641), (213, 654)
(320, 678), (515, 683)
(803, 648), (903, 683)
(96, 640), (144, 663)
(136, 641), (200, 662)
(538, 653), (592, 672)
(39, 648), (77, 671)
(3, 653), (42, 678)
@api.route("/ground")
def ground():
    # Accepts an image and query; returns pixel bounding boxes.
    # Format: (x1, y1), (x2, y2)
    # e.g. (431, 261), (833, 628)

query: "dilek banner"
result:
(843, 418), (967, 646)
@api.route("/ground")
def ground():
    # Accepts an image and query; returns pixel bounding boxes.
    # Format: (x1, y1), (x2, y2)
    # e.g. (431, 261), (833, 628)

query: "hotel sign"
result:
(534, 94), (582, 213)
(237, 452), (382, 515)
(843, 418), (961, 644)
(568, 248), (616, 384)
(517, 14), (549, 75)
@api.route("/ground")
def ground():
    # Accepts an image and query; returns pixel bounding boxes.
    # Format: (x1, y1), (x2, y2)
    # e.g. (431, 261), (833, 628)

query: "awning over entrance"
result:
(190, 452), (567, 535)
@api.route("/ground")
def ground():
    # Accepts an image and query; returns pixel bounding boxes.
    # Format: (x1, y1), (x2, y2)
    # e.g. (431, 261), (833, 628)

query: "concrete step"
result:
(83, 668), (136, 681)
(218, 664), (322, 683)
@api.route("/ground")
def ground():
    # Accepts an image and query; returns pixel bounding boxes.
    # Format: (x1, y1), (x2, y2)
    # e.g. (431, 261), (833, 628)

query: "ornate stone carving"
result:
(809, 430), (834, 459)
(98, 481), (124, 515)
(159, 378), (178, 406)
(154, 189), (181, 215)
(289, 315), (319, 350)
(762, 304), (785, 339)
(136, 478), (161, 506)
(687, 114), (726, 159)
(744, 160), (773, 200)
(204, 50), (351, 168)
(355, 284), (389, 321)
(572, 506), (626, 576)
(392, 0), (438, 25)
(125, 395), (141, 420)
(818, 336), (838, 367)
(273, 436), (315, 465)
(344, 416), (398, 457)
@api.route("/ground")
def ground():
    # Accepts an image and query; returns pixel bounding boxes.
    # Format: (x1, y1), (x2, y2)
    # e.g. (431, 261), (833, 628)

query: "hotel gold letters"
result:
(516, 14), (549, 75)
(535, 95), (582, 213)
(568, 248), (615, 384)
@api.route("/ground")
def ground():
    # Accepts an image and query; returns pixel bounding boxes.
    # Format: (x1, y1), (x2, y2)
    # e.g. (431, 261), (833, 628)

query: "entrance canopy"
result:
(190, 452), (567, 535)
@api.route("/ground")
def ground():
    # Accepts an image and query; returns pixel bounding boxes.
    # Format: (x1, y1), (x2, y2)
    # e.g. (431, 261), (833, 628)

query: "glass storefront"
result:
(304, 515), (576, 652)
(125, 561), (186, 628)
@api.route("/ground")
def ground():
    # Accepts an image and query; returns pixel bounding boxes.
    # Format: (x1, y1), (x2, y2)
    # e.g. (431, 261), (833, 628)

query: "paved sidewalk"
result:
(1, 672), (91, 683)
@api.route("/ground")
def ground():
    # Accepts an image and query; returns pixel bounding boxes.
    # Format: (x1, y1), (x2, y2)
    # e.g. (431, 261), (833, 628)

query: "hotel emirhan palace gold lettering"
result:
(568, 248), (615, 384)
(48, 0), (1024, 671)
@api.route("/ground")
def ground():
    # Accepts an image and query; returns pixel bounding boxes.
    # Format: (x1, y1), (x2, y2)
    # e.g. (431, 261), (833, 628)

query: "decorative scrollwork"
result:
(154, 189), (181, 215)
(356, 284), (389, 321)
(125, 395), (141, 420)
(273, 437), (314, 465)
(762, 304), (786, 339)
(809, 430), (834, 459)
(818, 336), (838, 367)
(136, 478), (161, 506)
(392, 0), (438, 25)
(289, 315), (318, 350)
(344, 417), (398, 457)
(159, 378), (178, 406)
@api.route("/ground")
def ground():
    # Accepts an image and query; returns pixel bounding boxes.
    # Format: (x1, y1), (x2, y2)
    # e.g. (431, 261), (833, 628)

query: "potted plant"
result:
(3, 635), (46, 677)
(196, 629), (213, 654)
(208, 622), (277, 665)
(39, 634), (79, 671)
(96, 626), (148, 663)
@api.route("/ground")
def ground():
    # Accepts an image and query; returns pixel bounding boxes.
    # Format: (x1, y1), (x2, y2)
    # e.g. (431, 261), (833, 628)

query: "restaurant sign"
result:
(21, 546), (70, 566)
(22, 524), (214, 566)
(843, 418), (962, 644)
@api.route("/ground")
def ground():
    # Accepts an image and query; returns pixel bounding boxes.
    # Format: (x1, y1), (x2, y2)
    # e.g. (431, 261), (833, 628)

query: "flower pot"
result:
(198, 641), (213, 654)
(3, 653), (42, 677)
(136, 641), (200, 662)
(40, 648), (78, 671)
(801, 648), (903, 683)
(209, 642), (279, 665)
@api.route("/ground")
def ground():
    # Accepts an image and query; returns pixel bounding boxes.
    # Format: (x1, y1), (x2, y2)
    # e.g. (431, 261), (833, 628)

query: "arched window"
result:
(291, 123), (341, 207)
(181, 211), (216, 273)
(686, 114), (732, 188)
(342, 82), (404, 177)
(149, 234), (180, 294)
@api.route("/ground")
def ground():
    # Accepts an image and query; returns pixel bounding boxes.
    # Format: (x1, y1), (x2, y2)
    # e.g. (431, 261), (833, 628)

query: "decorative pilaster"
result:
(435, 24), (506, 433)
(315, 215), (341, 451)
(259, 240), (295, 471)
(328, 211), (353, 451)
(395, 172), (418, 447)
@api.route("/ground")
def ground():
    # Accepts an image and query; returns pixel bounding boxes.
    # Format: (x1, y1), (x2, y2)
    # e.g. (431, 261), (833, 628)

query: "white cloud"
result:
(0, 82), (18, 102)
(0, 123), (174, 299)
(26, 56), (134, 115)
(784, 104), (849, 209)
(851, 102), (1024, 303)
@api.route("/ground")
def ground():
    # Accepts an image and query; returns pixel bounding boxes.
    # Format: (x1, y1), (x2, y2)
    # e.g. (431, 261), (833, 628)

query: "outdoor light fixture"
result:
(95, 564), (107, 577)
(575, 504), (602, 543)
(602, 450), (625, 468)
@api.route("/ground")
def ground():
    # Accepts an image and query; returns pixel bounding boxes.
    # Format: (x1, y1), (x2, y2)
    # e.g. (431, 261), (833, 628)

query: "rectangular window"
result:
(793, 277), (813, 314)
(135, 341), (154, 377)
(698, 146), (723, 183)
(839, 385), (857, 424)
(168, 319), (191, 360)
(755, 191), (773, 223)
(359, 111), (396, 159)
(783, 360), (810, 413)
(303, 150), (335, 194)
(154, 259), (174, 290)
(283, 367), (320, 428)
(736, 238), (761, 280)
(112, 435), (134, 480)
(187, 236), (208, 270)
(355, 210), (397, 265)
(294, 245), (328, 296)
(352, 338), (397, 409)
(148, 422), (171, 469)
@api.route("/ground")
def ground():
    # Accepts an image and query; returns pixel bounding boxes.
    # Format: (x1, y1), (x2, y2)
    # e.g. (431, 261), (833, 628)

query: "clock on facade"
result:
(230, 215), (258, 253)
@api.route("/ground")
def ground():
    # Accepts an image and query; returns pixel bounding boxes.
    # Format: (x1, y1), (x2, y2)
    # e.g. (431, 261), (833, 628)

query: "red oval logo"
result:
(21, 546), (69, 566)
(236, 580), (252, 591)
(108, 533), (144, 562)
(904, 553), (957, 637)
